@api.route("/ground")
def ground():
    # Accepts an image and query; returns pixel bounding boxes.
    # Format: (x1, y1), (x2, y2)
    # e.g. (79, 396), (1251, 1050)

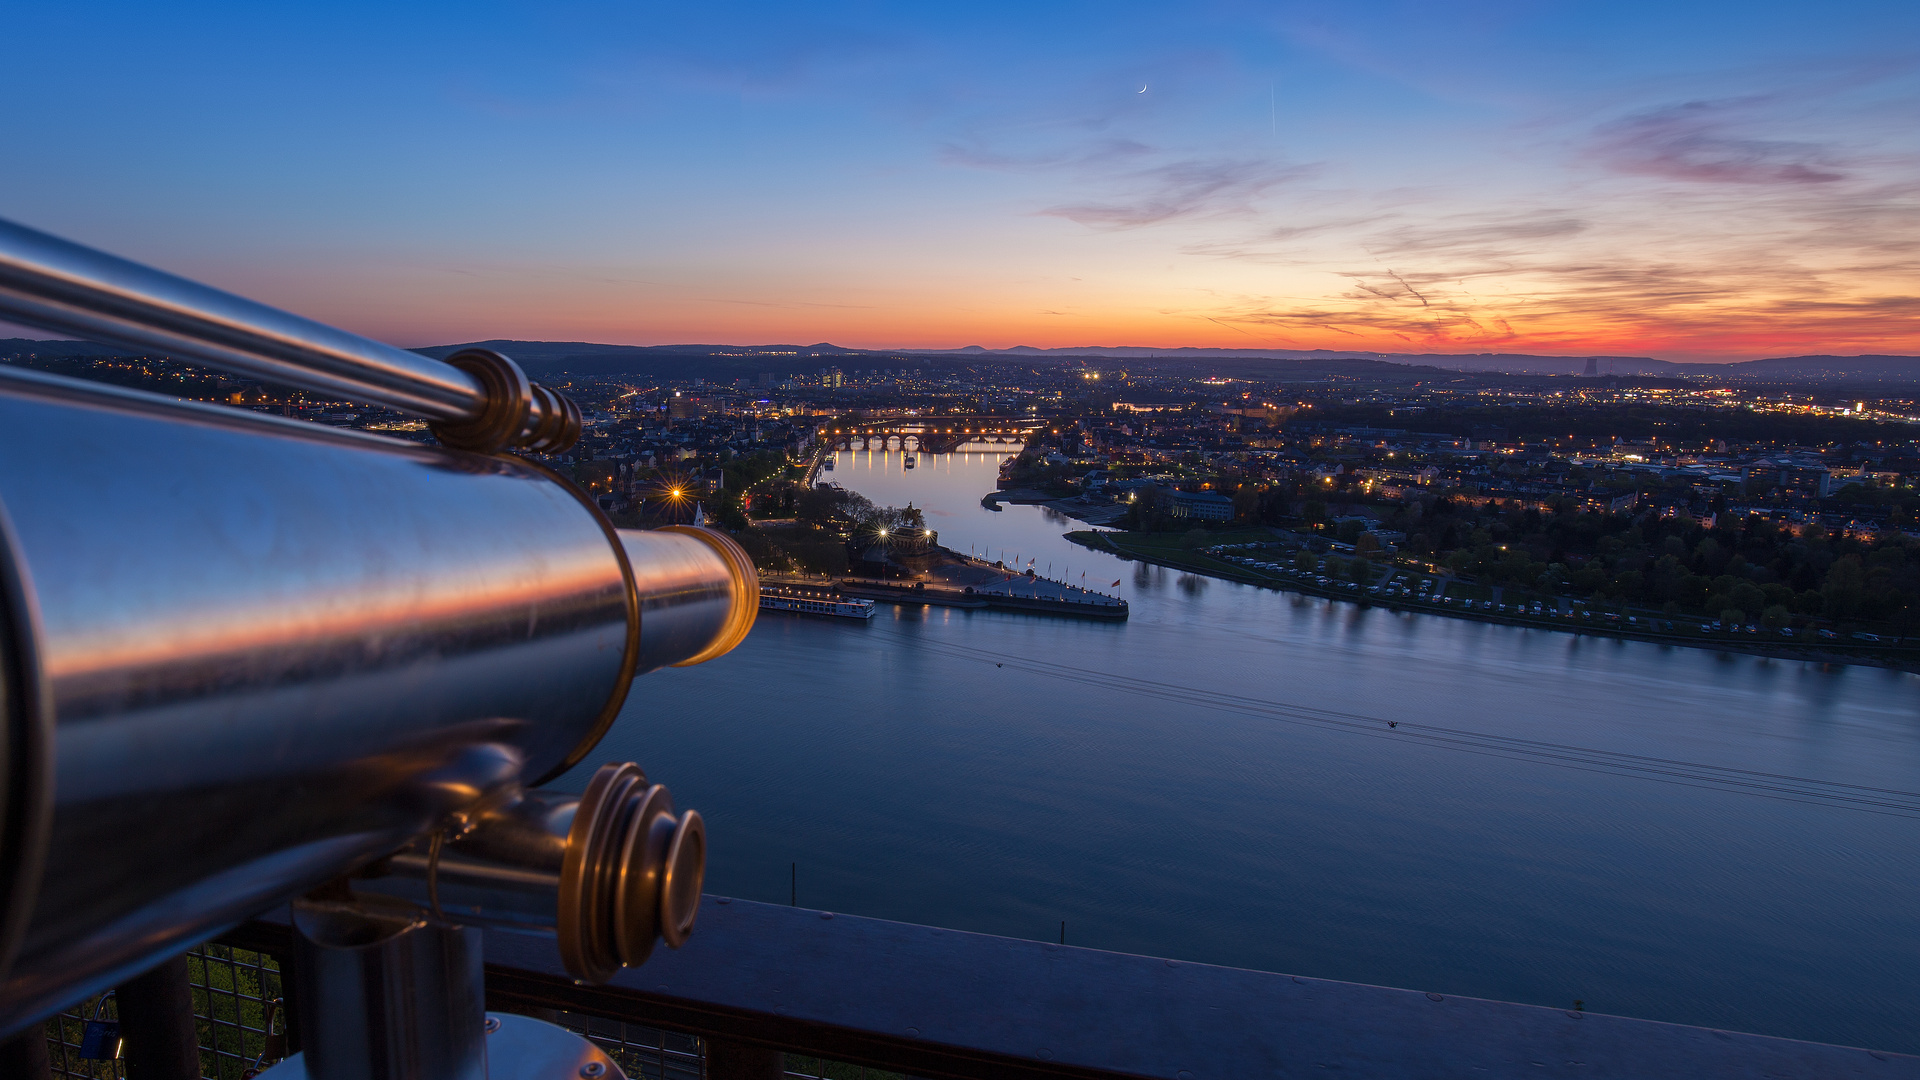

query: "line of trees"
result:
(1394, 496), (1919, 631)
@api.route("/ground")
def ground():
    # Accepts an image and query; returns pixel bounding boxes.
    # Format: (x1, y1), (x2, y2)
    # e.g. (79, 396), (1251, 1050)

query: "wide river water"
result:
(568, 446), (1920, 1053)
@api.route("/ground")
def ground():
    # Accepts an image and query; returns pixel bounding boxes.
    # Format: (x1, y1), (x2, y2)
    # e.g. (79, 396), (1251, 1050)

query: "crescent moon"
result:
(1138, 84), (1148, 93)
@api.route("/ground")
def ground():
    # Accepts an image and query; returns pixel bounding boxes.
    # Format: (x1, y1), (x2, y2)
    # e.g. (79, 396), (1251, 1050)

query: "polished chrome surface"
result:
(620, 528), (759, 675)
(367, 789), (576, 938)
(364, 764), (705, 982)
(0, 366), (633, 1037)
(255, 1013), (624, 1080)
(290, 897), (487, 1080)
(477, 1013), (624, 1080)
(0, 217), (576, 452)
(0, 485), (52, 989)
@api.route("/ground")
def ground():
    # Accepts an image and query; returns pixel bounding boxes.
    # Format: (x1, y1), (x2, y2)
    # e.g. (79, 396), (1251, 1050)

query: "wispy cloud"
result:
(1369, 213), (1588, 258)
(1040, 158), (1314, 229)
(1590, 98), (1846, 185)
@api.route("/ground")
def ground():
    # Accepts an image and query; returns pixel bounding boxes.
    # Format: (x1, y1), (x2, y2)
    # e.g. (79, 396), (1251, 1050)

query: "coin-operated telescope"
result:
(0, 219), (759, 1078)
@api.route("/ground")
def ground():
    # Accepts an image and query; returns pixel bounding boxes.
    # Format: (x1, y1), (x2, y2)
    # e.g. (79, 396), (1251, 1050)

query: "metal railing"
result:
(37, 897), (1914, 1080)
(40, 941), (895, 1080)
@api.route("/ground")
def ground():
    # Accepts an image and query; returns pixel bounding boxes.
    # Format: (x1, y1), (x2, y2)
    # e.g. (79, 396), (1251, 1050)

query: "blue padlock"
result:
(78, 994), (123, 1060)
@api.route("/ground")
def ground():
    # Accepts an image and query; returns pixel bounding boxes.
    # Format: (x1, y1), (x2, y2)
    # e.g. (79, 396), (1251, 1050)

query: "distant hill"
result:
(10, 335), (1920, 387)
(415, 340), (1460, 384)
(1715, 355), (1920, 384)
(902, 345), (1920, 384)
(412, 339), (884, 382)
(0, 337), (152, 359)
(900, 344), (1683, 376)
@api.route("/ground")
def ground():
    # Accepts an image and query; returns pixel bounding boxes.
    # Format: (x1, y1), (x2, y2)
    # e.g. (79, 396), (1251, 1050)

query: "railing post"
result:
(705, 1038), (783, 1080)
(0, 1025), (51, 1080)
(117, 953), (201, 1080)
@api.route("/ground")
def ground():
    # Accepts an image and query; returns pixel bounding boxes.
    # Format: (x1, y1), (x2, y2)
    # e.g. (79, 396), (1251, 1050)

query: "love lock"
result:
(78, 994), (123, 1060)
(242, 998), (289, 1078)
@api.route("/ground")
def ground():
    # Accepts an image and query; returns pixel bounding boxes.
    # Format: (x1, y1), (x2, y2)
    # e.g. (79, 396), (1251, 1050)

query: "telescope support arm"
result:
(356, 763), (705, 984)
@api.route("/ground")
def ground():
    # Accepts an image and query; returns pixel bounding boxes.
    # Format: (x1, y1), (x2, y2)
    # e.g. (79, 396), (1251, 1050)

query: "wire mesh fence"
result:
(45, 943), (284, 1080)
(554, 1011), (705, 1080)
(40, 940), (902, 1080)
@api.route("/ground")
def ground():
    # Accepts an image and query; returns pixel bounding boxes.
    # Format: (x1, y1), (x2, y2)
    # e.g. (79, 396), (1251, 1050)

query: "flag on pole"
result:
(1111, 579), (1122, 587)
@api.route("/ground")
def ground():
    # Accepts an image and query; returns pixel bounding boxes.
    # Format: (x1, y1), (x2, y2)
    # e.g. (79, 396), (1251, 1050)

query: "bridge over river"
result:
(825, 416), (1044, 453)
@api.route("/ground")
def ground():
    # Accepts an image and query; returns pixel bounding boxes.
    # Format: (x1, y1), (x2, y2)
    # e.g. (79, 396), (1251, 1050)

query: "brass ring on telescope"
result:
(520, 458), (644, 789)
(658, 809), (704, 949)
(428, 347), (582, 455)
(556, 763), (705, 982)
(429, 348), (533, 454)
(611, 783), (676, 968)
(558, 762), (648, 984)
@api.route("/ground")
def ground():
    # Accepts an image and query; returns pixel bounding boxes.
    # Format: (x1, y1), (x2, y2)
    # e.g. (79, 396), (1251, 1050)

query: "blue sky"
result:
(3, 0), (1916, 359)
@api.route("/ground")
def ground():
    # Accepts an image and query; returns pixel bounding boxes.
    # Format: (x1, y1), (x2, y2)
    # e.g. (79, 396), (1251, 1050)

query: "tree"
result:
(796, 485), (874, 530)
(1823, 554), (1867, 619)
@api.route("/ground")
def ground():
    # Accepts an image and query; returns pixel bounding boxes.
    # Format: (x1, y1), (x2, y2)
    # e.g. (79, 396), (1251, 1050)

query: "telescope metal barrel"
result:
(0, 217), (577, 453)
(0, 362), (756, 1037)
(623, 527), (759, 674)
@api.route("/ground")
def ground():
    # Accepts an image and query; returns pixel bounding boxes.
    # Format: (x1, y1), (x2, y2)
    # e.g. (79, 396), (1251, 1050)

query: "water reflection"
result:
(578, 448), (1920, 1055)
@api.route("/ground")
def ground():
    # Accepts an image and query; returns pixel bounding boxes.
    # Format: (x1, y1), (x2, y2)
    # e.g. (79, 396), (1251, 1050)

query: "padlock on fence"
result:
(241, 997), (288, 1078)
(78, 994), (122, 1060)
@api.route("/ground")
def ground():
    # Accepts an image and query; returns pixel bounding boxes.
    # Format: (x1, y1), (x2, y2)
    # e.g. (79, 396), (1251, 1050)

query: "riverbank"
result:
(982, 487), (1128, 526)
(1069, 529), (1920, 671)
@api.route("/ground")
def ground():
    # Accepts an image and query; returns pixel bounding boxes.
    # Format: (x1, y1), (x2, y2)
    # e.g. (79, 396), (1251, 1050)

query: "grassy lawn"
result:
(1108, 526), (1279, 551)
(1070, 532), (1234, 574)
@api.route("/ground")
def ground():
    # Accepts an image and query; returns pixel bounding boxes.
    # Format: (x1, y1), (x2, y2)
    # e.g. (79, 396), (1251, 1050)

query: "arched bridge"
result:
(825, 417), (1046, 453)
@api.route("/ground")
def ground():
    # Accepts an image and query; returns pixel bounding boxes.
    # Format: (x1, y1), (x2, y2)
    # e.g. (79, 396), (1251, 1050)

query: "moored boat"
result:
(759, 586), (875, 619)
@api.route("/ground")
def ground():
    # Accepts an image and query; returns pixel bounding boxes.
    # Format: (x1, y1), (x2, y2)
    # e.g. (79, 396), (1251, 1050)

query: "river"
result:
(570, 446), (1920, 1054)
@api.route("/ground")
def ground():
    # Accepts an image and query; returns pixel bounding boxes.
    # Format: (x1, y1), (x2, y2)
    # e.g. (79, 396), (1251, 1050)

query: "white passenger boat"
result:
(759, 590), (876, 619)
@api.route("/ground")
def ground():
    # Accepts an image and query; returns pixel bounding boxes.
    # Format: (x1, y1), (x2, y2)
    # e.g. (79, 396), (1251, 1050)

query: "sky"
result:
(2, 0), (1917, 361)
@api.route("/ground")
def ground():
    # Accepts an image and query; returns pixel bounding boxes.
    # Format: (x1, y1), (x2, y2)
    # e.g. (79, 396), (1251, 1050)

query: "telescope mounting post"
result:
(259, 892), (624, 1080)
